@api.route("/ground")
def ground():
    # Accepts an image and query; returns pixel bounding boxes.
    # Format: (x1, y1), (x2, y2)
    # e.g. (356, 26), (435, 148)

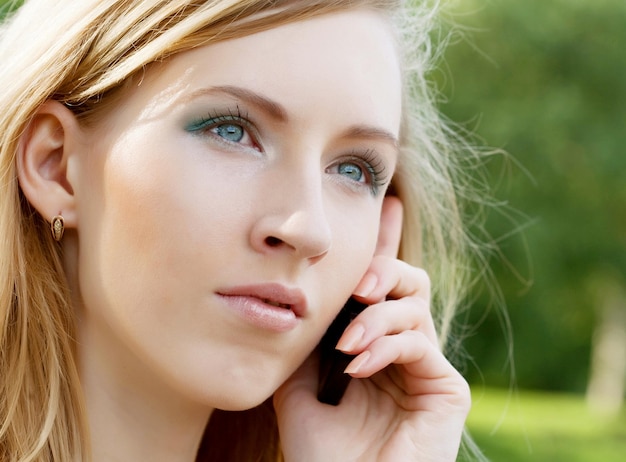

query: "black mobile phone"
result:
(317, 297), (368, 405)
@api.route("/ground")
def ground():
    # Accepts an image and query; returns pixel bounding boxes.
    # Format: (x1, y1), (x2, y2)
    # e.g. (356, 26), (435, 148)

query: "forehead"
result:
(106, 9), (402, 137)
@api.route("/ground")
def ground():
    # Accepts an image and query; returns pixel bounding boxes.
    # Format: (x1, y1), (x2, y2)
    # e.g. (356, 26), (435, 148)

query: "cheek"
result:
(315, 203), (381, 311)
(104, 143), (183, 258)
(75, 132), (206, 321)
(77, 126), (260, 314)
(333, 213), (379, 269)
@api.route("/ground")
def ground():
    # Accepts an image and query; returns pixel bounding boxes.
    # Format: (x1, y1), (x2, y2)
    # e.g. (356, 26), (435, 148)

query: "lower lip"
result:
(217, 294), (299, 332)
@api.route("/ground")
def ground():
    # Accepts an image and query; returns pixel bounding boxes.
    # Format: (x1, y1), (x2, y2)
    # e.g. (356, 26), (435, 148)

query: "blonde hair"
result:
(0, 0), (486, 460)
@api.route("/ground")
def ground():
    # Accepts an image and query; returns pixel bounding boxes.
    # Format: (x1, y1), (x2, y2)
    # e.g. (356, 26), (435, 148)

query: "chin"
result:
(196, 377), (280, 412)
(210, 391), (274, 412)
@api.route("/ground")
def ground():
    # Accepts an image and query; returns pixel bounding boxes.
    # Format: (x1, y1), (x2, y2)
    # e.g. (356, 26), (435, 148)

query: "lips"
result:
(216, 283), (308, 318)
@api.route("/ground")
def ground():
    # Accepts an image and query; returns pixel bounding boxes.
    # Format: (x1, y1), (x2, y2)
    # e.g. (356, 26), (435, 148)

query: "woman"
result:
(0, 0), (486, 460)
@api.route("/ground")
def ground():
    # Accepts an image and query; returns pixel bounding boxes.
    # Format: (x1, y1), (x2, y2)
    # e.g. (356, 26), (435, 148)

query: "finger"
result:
(273, 352), (319, 411)
(374, 195), (403, 258)
(348, 258), (438, 350)
(354, 256), (431, 306)
(336, 295), (436, 353)
(344, 331), (470, 413)
(344, 330), (455, 386)
(351, 197), (403, 302)
(370, 361), (470, 416)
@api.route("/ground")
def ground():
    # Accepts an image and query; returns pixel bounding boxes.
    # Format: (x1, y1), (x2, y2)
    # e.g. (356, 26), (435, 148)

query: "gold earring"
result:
(51, 215), (65, 241)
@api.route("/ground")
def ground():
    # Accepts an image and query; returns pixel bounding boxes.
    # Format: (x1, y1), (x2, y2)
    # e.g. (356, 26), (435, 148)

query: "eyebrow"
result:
(184, 85), (399, 147)
(339, 125), (399, 149)
(185, 85), (288, 122)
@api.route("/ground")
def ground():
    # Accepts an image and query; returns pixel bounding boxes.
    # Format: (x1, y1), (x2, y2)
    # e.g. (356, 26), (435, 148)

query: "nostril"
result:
(264, 236), (283, 247)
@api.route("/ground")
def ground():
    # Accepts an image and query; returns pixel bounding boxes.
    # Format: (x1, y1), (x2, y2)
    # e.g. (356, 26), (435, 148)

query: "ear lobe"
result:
(17, 100), (81, 226)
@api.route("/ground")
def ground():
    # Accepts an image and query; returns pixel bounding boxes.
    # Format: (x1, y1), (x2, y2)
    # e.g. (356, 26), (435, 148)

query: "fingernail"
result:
(353, 273), (377, 298)
(336, 323), (365, 352)
(344, 351), (371, 375)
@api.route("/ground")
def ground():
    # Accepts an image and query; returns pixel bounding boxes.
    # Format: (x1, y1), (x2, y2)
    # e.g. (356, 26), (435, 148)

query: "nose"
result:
(249, 171), (332, 265)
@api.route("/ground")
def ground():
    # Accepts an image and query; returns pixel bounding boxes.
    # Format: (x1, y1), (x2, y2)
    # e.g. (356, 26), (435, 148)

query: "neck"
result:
(77, 321), (213, 462)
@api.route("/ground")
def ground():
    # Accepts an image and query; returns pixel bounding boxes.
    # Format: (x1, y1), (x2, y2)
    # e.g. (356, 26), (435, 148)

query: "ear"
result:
(373, 195), (403, 258)
(17, 100), (81, 228)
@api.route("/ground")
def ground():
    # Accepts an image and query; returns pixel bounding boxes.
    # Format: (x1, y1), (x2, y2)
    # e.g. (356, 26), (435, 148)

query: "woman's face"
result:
(69, 9), (402, 409)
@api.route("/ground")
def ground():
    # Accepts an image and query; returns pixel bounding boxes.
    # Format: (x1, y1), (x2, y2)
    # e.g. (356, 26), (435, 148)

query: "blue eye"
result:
(337, 162), (364, 182)
(328, 151), (389, 197)
(214, 123), (244, 142)
(185, 107), (260, 151)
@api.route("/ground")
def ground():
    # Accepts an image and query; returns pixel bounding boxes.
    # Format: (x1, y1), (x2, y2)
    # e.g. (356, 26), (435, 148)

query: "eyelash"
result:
(331, 150), (388, 196)
(186, 106), (260, 151)
(186, 108), (389, 195)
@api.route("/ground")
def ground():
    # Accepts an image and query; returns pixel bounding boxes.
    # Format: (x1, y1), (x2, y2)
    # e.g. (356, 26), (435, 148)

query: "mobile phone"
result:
(317, 297), (368, 405)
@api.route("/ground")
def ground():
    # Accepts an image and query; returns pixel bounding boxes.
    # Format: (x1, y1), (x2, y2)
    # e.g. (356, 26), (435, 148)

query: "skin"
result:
(18, 9), (470, 462)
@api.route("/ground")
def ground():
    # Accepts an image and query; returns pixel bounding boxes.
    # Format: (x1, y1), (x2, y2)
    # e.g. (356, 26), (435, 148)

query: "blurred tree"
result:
(586, 268), (626, 415)
(438, 0), (626, 392)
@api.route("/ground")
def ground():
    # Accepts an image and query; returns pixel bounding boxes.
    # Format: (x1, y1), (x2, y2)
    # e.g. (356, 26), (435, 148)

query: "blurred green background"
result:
(436, 0), (626, 460)
(2, 0), (625, 460)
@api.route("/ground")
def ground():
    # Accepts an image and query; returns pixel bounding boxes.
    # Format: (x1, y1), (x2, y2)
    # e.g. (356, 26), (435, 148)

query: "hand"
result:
(273, 196), (471, 462)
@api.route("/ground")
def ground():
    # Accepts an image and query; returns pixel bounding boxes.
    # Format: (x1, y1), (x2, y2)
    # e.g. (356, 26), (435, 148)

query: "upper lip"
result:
(216, 283), (308, 318)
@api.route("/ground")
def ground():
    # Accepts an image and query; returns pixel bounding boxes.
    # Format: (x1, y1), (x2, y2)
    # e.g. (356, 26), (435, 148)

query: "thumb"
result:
(273, 353), (319, 414)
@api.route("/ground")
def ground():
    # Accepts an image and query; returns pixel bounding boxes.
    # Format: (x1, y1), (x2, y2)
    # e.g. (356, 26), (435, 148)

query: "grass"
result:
(465, 387), (626, 461)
